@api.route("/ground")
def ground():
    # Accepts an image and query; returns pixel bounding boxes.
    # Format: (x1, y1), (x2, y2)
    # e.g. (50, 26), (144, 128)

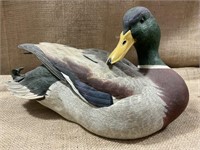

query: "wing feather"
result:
(20, 43), (141, 100)
(6, 80), (44, 100)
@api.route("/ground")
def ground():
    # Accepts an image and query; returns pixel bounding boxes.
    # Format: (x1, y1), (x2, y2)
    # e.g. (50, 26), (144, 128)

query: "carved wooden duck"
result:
(7, 6), (189, 139)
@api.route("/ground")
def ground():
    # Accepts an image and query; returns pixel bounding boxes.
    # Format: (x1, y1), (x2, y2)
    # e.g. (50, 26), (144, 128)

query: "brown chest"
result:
(139, 68), (189, 127)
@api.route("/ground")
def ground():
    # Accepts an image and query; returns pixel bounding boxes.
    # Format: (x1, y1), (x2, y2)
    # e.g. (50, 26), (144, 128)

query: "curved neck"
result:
(134, 35), (165, 66)
(133, 19), (165, 66)
(136, 48), (165, 65)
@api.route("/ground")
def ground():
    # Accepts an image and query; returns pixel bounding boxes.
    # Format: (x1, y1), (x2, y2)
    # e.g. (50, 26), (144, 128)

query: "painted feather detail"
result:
(35, 42), (137, 99)
(6, 66), (58, 100)
(9, 42), (168, 139)
(47, 56), (133, 99)
(18, 43), (137, 100)
(61, 72), (113, 107)
(73, 80), (113, 107)
(17, 43), (166, 110)
(14, 44), (115, 107)
(6, 80), (44, 100)
(41, 80), (167, 139)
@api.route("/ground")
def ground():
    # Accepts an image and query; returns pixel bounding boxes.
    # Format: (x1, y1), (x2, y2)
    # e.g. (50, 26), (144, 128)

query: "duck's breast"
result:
(139, 68), (189, 128)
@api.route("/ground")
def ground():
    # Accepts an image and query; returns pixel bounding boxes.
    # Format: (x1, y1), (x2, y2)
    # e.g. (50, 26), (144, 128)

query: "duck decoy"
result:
(7, 6), (189, 139)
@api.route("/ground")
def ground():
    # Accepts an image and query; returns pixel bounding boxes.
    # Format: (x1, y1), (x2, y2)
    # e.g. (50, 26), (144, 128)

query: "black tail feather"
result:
(11, 67), (25, 82)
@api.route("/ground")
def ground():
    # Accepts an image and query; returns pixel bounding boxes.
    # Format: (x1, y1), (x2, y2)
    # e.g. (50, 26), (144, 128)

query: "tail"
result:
(7, 43), (70, 100)
(7, 65), (58, 100)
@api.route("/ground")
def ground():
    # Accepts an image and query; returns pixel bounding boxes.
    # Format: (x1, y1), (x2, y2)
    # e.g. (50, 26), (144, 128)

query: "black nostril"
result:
(106, 58), (112, 66)
(122, 40), (126, 45)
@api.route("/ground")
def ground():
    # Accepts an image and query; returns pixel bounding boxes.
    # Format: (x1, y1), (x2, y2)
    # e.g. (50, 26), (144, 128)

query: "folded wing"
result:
(17, 43), (139, 106)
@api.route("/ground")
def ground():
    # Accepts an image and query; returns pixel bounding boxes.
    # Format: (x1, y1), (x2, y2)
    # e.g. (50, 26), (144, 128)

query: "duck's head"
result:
(107, 6), (164, 65)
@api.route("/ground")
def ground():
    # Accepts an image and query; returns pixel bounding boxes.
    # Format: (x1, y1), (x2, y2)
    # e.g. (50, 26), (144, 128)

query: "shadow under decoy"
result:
(23, 100), (63, 120)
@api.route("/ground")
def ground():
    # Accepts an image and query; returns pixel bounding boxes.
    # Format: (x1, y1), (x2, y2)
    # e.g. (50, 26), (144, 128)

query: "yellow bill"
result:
(106, 30), (135, 65)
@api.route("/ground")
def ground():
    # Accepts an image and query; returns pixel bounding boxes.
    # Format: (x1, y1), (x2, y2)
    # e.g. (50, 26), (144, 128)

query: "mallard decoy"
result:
(7, 6), (189, 139)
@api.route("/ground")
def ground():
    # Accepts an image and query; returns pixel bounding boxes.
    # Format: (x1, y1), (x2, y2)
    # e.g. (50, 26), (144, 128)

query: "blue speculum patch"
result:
(74, 80), (113, 107)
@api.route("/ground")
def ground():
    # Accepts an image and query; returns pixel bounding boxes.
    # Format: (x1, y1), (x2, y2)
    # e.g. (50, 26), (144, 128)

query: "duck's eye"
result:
(140, 17), (145, 23)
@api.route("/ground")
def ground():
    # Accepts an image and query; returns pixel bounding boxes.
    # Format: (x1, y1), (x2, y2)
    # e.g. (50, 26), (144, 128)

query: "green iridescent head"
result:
(107, 7), (165, 66)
